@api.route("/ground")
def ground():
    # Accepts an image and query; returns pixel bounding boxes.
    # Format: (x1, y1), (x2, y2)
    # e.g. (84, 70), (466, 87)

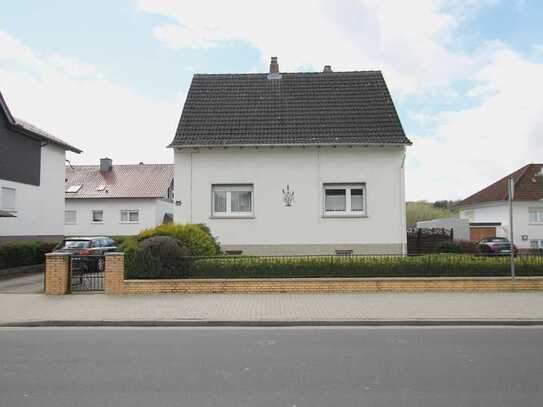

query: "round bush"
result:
(138, 235), (192, 278)
(129, 223), (221, 256)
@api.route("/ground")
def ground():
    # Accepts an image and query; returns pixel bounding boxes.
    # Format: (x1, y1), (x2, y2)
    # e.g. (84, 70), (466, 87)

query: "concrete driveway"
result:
(0, 273), (43, 293)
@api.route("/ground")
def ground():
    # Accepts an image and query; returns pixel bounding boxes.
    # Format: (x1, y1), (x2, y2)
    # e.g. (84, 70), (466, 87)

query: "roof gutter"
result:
(168, 141), (413, 149)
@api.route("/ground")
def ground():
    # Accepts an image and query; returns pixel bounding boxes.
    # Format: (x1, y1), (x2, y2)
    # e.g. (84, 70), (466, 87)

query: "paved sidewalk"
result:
(1, 292), (543, 326)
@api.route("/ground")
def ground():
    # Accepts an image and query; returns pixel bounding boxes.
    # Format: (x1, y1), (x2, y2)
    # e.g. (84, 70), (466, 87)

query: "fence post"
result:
(104, 252), (128, 294)
(45, 253), (70, 295)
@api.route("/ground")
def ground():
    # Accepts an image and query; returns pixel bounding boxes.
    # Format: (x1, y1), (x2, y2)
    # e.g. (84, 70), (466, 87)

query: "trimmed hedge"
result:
(120, 223), (221, 257)
(0, 241), (58, 270)
(124, 253), (543, 280)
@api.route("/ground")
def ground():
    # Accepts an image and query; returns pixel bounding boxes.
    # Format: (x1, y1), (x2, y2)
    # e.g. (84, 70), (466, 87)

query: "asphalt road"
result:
(1, 327), (542, 407)
(0, 273), (43, 293)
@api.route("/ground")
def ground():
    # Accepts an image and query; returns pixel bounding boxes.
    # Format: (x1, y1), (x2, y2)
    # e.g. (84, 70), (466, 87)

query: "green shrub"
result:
(0, 241), (58, 270)
(124, 253), (543, 280)
(111, 235), (133, 246)
(435, 240), (479, 254)
(121, 223), (220, 256)
(138, 236), (192, 278)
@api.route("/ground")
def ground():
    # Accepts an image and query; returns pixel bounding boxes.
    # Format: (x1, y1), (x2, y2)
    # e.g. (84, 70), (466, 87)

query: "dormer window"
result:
(66, 184), (82, 193)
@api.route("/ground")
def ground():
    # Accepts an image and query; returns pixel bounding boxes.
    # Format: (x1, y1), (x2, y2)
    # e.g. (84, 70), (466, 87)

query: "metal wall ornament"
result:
(282, 184), (294, 207)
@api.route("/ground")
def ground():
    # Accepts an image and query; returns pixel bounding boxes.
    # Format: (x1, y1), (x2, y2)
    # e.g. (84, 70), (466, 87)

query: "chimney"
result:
(323, 65), (332, 73)
(267, 56), (282, 80)
(100, 157), (112, 172)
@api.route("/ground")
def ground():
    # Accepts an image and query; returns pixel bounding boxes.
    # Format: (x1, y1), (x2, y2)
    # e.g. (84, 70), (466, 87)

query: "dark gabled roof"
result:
(170, 71), (410, 147)
(65, 164), (173, 199)
(0, 91), (82, 153)
(458, 164), (543, 207)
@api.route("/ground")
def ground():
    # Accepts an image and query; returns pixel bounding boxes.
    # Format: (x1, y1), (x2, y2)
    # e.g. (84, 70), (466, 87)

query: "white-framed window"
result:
(92, 210), (104, 223)
(64, 210), (77, 225)
(530, 240), (543, 249)
(323, 183), (366, 217)
(1, 187), (16, 211)
(120, 210), (139, 223)
(529, 208), (543, 223)
(212, 184), (254, 217)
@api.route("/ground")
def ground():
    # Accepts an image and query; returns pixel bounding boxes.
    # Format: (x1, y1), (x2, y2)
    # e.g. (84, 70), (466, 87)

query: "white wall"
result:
(174, 146), (407, 252)
(0, 143), (66, 239)
(64, 198), (174, 236)
(460, 201), (543, 249)
(416, 217), (470, 241)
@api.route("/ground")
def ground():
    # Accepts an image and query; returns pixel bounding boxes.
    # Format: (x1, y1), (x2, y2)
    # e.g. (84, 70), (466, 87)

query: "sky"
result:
(1, 0), (542, 201)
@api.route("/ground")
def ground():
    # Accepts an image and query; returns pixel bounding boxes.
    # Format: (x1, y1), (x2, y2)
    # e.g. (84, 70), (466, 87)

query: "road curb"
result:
(2, 319), (543, 327)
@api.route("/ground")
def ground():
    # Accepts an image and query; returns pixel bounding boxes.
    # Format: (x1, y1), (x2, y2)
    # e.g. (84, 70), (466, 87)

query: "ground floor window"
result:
(92, 210), (104, 223)
(120, 210), (139, 223)
(323, 184), (366, 216)
(529, 208), (543, 223)
(212, 184), (253, 217)
(1, 187), (16, 211)
(530, 240), (543, 249)
(65, 210), (77, 225)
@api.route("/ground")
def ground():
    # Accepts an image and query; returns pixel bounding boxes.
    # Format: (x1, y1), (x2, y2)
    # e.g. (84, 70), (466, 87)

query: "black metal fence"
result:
(70, 255), (104, 292)
(124, 252), (543, 280)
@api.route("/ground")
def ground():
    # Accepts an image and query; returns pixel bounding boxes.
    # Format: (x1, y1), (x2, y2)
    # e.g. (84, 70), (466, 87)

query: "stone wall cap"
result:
(45, 252), (69, 257)
(105, 252), (125, 256)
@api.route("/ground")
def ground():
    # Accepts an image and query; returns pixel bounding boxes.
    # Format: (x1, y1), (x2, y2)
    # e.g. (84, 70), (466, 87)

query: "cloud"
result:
(136, 0), (484, 95)
(407, 46), (543, 200)
(0, 30), (181, 166)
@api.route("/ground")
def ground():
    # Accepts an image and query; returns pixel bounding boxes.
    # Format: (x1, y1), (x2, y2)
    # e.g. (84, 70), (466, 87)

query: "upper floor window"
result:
(1, 187), (16, 211)
(64, 210), (77, 225)
(120, 210), (139, 223)
(529, 209), (543, 223)
(323, 184), (366, 217)
(212, 184), (253, 217)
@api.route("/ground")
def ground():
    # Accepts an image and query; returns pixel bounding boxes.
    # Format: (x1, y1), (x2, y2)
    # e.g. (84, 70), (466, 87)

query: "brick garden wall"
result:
(104, 253), (543, 295)
(44, 253), (69, 295)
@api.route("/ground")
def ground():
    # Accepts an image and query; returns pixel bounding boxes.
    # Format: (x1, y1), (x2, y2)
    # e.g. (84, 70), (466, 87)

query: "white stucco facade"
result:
(174, 146), (407, 255)
(459, 201), (543, 249)
(0, 144), (66, 241)
(64, 198), (174, 237)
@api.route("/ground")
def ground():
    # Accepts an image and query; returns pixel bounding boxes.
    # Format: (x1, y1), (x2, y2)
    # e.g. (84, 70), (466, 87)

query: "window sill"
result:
(119, 222), (140, 224)
(91, 222), (104, 224)
(529, 223), (543, 225)
(210, 215), (255, 219)
(322, 214), (368, 219)
(64, 223), (77, 225)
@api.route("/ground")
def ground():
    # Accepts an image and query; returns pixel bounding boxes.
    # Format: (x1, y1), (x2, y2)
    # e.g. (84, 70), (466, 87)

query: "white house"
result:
(457, 163), (543, 250)
(64, 159), (174, 237)
(0, 91), (81, 242)
(169, 58), (411, 255)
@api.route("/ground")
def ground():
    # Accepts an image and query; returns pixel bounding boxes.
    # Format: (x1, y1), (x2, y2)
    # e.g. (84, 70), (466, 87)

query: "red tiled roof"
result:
(459, 164), (543, 207)
(65, 164), (173, 199)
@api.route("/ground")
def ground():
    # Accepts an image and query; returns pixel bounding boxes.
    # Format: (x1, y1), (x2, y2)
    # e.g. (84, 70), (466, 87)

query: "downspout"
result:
(400, 149), (407, 255)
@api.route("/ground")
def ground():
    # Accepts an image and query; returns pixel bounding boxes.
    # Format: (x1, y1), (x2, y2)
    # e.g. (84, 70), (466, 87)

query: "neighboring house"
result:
(64, 158), (174, 236)
(169, 58), (411, 255)
(457, 163), (543, 249)
(0, 91), (81, 242)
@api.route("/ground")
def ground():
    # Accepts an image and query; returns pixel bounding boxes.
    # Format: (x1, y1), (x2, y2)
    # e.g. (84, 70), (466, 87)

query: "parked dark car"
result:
(478, 237), (518, 256)
(53, 237), (118, 272)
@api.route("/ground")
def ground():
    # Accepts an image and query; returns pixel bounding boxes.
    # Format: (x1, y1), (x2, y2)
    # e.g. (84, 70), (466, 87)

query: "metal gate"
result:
(70, 255), (104, 292)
